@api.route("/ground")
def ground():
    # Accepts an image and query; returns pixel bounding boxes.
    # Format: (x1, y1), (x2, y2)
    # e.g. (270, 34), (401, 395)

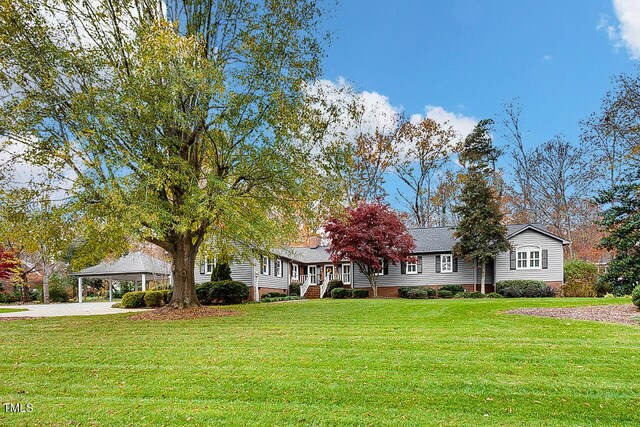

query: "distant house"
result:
(194, 223), (569, 299)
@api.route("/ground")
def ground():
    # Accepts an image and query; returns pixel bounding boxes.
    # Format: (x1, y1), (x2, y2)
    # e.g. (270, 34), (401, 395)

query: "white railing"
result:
(299, 275), (312, 298)
(320, 274), (351, 298)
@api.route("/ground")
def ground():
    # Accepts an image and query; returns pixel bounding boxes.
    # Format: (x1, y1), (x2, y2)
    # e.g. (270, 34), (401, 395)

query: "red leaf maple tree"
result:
(324, 202), (415, 297)
(0, 247), (20, 280)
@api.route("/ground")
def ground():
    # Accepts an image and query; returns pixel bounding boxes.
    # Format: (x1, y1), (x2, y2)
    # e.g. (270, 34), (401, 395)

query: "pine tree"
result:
(595, 171), (640, 295)
(453, 120), (511, 294)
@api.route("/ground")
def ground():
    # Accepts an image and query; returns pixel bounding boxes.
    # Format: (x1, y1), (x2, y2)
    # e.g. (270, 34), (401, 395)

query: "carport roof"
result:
(72, 252), (171, 280)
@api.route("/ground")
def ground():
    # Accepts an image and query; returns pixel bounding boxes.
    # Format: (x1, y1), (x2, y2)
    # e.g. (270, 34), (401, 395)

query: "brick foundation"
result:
(248, 286), (289, 302)
(545, 281), (563, 290)
(356, 283), (496, 298)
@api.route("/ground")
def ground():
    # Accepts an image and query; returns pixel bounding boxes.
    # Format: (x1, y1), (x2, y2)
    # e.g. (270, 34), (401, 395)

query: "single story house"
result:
(195, 223), (569, 299)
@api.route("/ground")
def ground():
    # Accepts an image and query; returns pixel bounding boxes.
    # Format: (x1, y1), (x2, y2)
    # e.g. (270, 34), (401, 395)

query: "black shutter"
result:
(401, 261), (406, 274)
(200, 261), (205, 275)
(542, 250), (548, 269)
(453, 257), (458, 272)
(417, 256), (422, 274)
(435, 255), (441, 273)
(510, 251), (516, 270)
(383, 261), (388, 275)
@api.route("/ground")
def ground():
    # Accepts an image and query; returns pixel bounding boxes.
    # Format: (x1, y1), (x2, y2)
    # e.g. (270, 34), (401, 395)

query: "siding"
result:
(255, 257), (289, 290)
(194, 259), (255, 286)
(495, 229), (564, 283)
(352, 254), (494, 288)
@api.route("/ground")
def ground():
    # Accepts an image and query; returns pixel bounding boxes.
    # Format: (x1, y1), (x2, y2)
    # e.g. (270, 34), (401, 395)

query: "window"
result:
(205, 258), (215, 274)
(308, 266), (317, 284)
(291, 264), (299, 280)
(406, 261), (417, 274)
(374, 258), (386, 275)
(441, 254), (453, 273)
(260, 256), (270, 275)
(342, 264), (351, 284)
(516, 246), (541, 270)
(275, 259), (282, 277)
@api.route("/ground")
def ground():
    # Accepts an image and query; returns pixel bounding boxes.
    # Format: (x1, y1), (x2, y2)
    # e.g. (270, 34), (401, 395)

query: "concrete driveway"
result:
(0, 301), (145, 318)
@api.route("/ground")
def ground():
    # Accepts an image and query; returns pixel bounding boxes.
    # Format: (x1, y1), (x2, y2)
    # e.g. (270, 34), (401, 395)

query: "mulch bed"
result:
(0, 316), (39, 321)
(128, 306), (241, 321)
(507, 304), (640, 326)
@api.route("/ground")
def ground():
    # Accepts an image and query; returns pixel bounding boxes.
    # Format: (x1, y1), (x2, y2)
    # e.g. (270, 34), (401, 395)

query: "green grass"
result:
(0, 308), (27, 314)
(0, 298), (638, 426)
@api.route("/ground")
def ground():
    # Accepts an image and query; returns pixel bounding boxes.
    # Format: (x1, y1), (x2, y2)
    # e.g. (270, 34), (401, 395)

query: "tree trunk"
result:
(42, 265), (50, 304)
(167, 235), (200, 309)
(480, 262), (486, 295)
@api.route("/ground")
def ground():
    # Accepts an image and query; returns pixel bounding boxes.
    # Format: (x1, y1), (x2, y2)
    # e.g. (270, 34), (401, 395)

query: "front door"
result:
(324, 265), (334, 282)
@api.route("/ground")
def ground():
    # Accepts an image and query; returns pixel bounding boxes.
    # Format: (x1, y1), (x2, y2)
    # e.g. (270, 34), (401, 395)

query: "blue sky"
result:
(320, 0), (638, 150)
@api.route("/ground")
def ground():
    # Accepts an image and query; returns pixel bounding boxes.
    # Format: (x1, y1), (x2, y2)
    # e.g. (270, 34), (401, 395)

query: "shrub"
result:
(0, 292), (19, 304)
(324, 280), (344, 297)
(261, 296), (303, 303)
(502, 284), (556, 298)
(111, 302), (122, 308)
(437, 289), (453, 299)
(144, 291), (164, 308)
(351, 289), (369, 298)
(398, 286), (435, 299)
(209, 280), (249, 305)
(196, 282), (214, 305)
(632, 285), (640, 309)
(121, 291), (146, 308)
(289, 281), (301, 296)
(438, 285), (465, 295)
(563, 259), (598, 297)
(331, 287), (349, 299)
(262, 292), (288, 299)
(166, 290), (173, 303)
(496, 280), (546, 294)
(159, 290), (171, 304)
(48, 282), (70, 303)
(455, 291), (485, 299)
(485, 292), (503, 298)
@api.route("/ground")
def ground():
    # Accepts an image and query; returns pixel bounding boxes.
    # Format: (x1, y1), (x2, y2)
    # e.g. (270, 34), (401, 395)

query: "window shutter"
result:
(401, 261), (406, 274)
(510, 251), (516, 270)
(453, 257), (458, 272)
(383, 261), (388, 276)
(542, 250), (548, 269)
(417, 256), (422, 274)
(435, 255), (441, 273)
(200, 261), (205, 275)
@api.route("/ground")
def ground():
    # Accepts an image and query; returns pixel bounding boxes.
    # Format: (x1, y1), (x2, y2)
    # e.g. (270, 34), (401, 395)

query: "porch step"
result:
(304, 285), (320, 299)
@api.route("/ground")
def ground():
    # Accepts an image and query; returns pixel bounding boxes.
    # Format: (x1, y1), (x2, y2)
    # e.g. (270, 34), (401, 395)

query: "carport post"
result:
(78, 277), (83, 303)
(141, 273), (146, 292)
(108, 278), (113, 302)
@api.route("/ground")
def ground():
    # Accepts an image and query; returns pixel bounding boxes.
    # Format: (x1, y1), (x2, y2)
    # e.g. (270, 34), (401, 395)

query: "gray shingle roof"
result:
(72, 252), (171, 279)
(274, 246), (332, 264)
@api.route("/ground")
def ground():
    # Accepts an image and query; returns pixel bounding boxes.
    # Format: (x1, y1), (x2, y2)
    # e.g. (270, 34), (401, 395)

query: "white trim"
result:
(275, 259), (282, 277)
(291, 264), (299, 280)
(374, 258), (386, 276)
(441, 254), (453, 273)
(308, 265), (318, 284)
(406, 261), (417, 274)
(342, 263), (351, 284)
(516, 245), (542, 270)
(204, 258), (215, 275)
(260, 256), (270, 275)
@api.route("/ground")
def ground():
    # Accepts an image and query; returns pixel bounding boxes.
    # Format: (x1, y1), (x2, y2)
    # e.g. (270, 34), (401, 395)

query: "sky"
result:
(319, 0), (639, 152)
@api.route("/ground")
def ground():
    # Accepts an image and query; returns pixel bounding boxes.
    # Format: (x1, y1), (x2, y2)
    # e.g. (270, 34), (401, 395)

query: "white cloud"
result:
(543, 54), (553, 61)
(410, 105), (478, 140)
(600, 0), (640, 59)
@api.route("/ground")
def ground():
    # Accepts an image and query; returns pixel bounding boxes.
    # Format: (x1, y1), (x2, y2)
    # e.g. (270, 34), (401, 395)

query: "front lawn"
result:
(0, 298), (638, 426)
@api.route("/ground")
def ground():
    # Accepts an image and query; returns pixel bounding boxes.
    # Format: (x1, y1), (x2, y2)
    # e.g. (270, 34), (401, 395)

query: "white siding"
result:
(495, 229), (564, 283)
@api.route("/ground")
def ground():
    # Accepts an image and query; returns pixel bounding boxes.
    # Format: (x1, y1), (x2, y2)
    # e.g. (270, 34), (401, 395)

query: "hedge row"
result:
(632, 285), (640, 309)
(121, 290), (170, 308)
(397, 285), (466, 299)
(196, 280), (249, 305)
(330, 288), (369, 299)
(496, 280), (556, 298)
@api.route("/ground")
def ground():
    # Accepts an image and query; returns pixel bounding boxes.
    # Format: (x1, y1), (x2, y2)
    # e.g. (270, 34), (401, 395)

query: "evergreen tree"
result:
(453, 120), (511, 294)
(595, 171), (640, 295)
(211, 262), (232, 282)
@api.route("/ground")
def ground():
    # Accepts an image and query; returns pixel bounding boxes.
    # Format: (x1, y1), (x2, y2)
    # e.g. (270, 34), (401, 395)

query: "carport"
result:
(72, 252), (172, 302)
